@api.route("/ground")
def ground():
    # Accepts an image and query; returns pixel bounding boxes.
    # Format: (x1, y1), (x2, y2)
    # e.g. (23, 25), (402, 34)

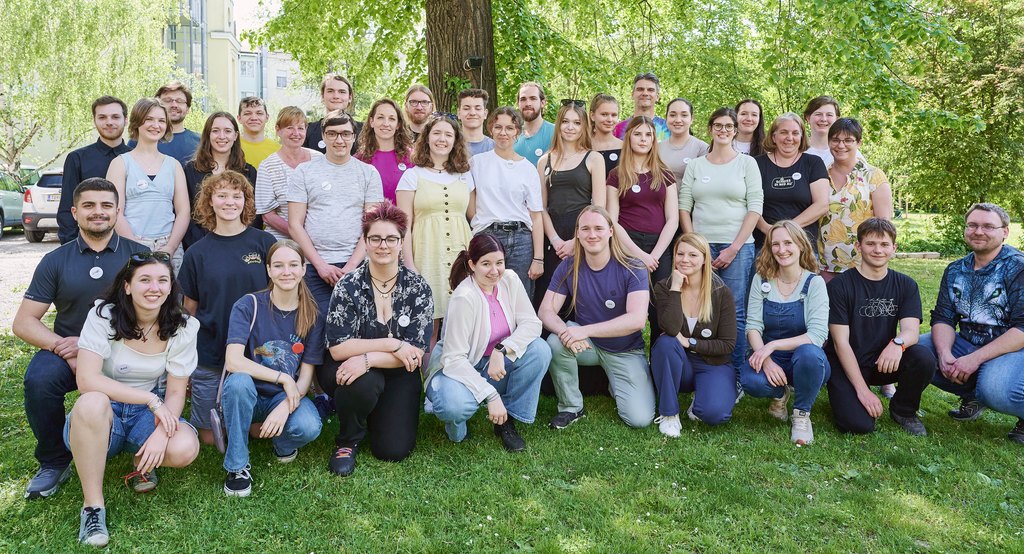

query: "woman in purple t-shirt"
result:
(356, 99), (414, 203)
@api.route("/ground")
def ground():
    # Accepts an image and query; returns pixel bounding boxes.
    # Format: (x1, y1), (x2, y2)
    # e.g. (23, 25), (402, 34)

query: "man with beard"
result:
(613, 73), (670, 141)
(57, 97), (133, 244)
(13, 178), (149, 500)
(513, 81), (555, 166)
(152, 81), (201, 165)
(304, 73), (363, 155)
(404, 84), (434, 141)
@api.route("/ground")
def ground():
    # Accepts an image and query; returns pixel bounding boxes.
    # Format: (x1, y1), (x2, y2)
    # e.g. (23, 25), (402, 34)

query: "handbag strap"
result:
(214, 294), (258, 409)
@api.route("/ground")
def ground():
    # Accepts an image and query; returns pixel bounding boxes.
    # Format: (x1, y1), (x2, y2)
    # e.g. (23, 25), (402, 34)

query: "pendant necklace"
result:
(139, 321), (157, 342)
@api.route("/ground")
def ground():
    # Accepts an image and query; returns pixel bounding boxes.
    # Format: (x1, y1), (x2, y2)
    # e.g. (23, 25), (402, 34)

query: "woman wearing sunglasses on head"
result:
(397, 112), (474, 346)
(66, 250), (199, 548)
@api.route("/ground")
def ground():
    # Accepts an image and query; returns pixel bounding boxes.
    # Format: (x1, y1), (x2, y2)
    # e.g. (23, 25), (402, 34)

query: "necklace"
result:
(370, 271), (399, 299)
(139, 321), (157, 342)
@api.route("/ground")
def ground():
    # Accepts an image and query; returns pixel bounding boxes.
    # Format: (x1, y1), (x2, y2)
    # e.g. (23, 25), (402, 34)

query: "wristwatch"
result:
(892, 337), (906, 352)
(688, 337), (697, 348)
(495, 343), (507, 355)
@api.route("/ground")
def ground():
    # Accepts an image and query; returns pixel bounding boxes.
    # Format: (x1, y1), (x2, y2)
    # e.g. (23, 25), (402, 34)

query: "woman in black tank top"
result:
(589, 94), (623, 178)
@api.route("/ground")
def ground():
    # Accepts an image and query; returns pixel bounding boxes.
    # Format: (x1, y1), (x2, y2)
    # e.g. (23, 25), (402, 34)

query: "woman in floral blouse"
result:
(817, 118), (893, 281)
(319, 202), (434, 477)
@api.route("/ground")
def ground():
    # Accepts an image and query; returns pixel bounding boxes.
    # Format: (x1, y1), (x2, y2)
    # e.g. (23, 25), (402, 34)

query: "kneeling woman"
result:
(741, 220), (830, 445)
(220, 240), (325, 497)
(320, 203), (434, 476)
(67, 252), (200, 547)
(426, 234), (551, 451)
(650, 233), (737, 437)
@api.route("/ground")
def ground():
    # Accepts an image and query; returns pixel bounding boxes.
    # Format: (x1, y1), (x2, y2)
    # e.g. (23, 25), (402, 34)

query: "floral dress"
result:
(818, 160), (890, 272)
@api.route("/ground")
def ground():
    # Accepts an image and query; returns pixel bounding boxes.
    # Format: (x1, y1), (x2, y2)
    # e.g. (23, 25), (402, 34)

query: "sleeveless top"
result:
(121, 153), (177, 238)
(598, 149), (620, 178)
(545, 151), (593, 220)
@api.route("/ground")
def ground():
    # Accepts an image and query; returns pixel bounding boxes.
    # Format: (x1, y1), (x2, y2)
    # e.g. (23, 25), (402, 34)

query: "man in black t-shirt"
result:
(825, 218), (937, 435)
(304, 73), (363, 155)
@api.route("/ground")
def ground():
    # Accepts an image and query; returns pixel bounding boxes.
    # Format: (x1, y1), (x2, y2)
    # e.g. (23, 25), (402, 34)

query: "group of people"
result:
(16, 73), (1024, 548)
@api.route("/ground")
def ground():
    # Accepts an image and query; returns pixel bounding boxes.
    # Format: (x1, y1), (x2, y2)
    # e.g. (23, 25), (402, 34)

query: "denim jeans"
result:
(480, 223), (536, 299)
(920, 333), (1024, 419)
(23, 349), (77, 468)
(650, 335), (735, 425)
(625, 228), (674, 341)
(305, 261), (347, 316)
(740, 344), (831, 412)
(63, 398), (157, 458)
(427, 337), (550, 441)
(222, 372), (323, 472)
(709, 242), (754, 375)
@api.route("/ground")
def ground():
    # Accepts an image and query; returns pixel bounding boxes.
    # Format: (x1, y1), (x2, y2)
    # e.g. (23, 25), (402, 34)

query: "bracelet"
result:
(363, 353), (370, 371)
(147, 395), (163, 413)
(532, 257), (543, 262)
(391, 340), (404, 353)
(275, 372), (281, 384)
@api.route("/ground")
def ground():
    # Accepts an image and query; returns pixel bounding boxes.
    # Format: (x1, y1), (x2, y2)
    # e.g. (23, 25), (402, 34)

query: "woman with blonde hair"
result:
(741, 220), (830, 445)
(255, 106), (324, 239)
(220, 240), (324, 496)
(650, 233), (737, 437)
(589, 94), (623, 177)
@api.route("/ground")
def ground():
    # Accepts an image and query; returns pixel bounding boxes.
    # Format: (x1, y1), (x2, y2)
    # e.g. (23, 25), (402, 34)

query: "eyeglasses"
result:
(160, 98), (187, 105)
(561, 99), (586, 108)
(828, 137), (859, 146)
(407, 100), (432, 108)
(712, 123), (736, 132)
(324, 130), (355, 141)
(129, 251), (172, 267)
(966, 223), (1005, 232)
(430, 112), (459, 123)
(365, 235), (401, 247)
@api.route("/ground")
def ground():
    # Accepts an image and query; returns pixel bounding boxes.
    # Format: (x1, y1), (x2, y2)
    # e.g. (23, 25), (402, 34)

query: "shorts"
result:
(188, 365), (223, 429)
(63, 399), (196, 458)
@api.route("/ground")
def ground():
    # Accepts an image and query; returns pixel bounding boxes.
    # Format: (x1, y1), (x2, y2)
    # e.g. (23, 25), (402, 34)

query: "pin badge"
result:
(398, 163), (408, 171)
(683, 157), (691, 164)
(318, 140), (326, 149)
(116, 364), (130, 374)
(398, 314), (411, 327)
(609, 153), (619, 161)
(321, 182), (332, 190)
(792, 172), (802, 180)
(137, 180), (148, 189)
(89, 267), (104, 279)
(701, 328), (712, 338)
(605, 299), (616, 309)
(701, 176), (711, 183)
(761, 282), (772, 293)
(534, 148), (543, 157)
(544, 167), (551, 176)
(631, 184), (641, 193)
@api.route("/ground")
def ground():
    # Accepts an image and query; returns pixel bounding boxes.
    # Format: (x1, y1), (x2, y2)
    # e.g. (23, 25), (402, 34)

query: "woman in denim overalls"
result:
(741, 220), (831, 444)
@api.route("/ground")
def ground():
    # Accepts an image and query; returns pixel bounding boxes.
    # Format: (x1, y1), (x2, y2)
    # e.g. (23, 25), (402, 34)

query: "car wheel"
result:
(26, 230), (45, 243)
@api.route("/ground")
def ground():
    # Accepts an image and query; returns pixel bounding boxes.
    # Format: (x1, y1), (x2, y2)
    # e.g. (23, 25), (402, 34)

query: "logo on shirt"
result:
(771, 176), (795, 190)
(242, 252), (263, 265)
(859, 298), (897, 317)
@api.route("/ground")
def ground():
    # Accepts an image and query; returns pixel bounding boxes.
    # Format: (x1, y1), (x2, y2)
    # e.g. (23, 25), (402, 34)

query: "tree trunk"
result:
(424, 0), (497, 113)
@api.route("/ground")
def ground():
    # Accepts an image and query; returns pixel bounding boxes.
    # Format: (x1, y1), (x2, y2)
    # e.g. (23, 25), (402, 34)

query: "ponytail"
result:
(449, 250), (473, 290)
(448, 233), (506, 290)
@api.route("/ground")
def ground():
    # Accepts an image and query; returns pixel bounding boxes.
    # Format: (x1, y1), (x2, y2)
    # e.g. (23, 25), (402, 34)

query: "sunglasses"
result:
(561, 99), (586, 108)
(129, 251), (172, 267)
(430, 112), (459, 123)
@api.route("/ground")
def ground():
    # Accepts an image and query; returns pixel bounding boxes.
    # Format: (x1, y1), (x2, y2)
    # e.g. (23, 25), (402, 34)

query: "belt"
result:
(486, 221), (528, 232)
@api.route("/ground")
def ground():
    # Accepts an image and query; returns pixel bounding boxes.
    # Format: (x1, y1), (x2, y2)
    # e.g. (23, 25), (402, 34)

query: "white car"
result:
(22, 169), (62, 242)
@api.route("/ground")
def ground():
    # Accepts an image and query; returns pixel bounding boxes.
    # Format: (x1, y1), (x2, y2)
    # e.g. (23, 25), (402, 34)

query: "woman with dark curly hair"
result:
(178, 170), (276, 445)
(67, 251), (199, 547)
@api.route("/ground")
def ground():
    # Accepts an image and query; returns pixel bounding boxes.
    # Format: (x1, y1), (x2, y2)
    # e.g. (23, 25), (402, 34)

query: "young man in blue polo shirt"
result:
(13, 178), (149, 499)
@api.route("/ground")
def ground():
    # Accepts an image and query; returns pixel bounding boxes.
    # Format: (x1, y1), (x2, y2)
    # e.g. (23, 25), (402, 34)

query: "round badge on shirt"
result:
(761, 282), (772, 294)
(321, 182), (332, 191)
(137, 180), (148, 189)
(398, 163), (408, 171)
(792, 172), (802, 180)
(631, 184), (641, 193)
(534, 148), (543, 157)
(683, 157), (691, 164)
(398, 314), (411, 327)
(701, 328), (712, 338)
(609, 153), (619, 161)
(89, 266), (104, 280)
(544, 167), (551, 176)
(701, 176), (711, 183)
(318, 140), (326, 149)
(605, 299), (616, 309)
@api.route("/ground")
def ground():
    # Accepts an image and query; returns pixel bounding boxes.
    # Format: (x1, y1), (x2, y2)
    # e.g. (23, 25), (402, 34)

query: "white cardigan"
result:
(427, 270), (542, 402)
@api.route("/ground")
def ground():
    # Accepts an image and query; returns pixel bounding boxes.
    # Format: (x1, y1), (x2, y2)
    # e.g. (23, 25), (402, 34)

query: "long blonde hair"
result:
(673, 233), (715, 322)
(755, 220), (819, 281)
(549, 103), (593, 166)
(264, 240), (319, 339)
(615, 116), (672, 196)
(559, 205), (645, 312)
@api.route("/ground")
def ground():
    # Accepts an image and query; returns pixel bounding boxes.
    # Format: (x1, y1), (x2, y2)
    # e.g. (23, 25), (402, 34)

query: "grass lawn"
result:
(2, 259), (1022, 552)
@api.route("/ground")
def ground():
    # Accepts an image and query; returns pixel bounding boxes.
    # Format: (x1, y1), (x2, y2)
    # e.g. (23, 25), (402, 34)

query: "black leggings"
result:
(317, 362), (421, 462)
(826, 344), (936, 434)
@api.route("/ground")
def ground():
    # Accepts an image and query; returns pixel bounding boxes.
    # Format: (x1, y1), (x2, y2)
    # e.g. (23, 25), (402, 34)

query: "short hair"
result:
(320, 73), (353, 96)
(856, 217), (898, 243)
(92, 96), (127, 118)
(127, 98), (173, 142)
(155, 80), (193, 108)
(322, 109), (354, 131)
(238, 96), (267, 114)
(275, 106), (307, 129)
(193, 170), (257, 230)
(828, 118), (863, 142)
(763, 112), (809, 153)
(404, 84), (435, 105)
(518, 81), (546, 101)
(488, 106), (523, 134)
(633, 72), (660, 89)
(73, 177), (118, 206)
(458, 88), (489, 104)
(803, 96), (841, 121)
(966, 202), (1011, 228)
(362, 201), (409, 238)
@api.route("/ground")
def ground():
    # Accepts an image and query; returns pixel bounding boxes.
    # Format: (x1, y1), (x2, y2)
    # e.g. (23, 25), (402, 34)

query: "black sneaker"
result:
(78, 506), (109, 547)
(25, 464), (72, 500)
(549, 409), (586, 429)
(890, 412), (927, 436)
(224, 466), (252, 497)
(313, 394), (334, 422)
(494, 420), (526, 452)
(329, 444), (358, 476)
(1008, 419), (1024, 445)
(948, 399), (985, 421)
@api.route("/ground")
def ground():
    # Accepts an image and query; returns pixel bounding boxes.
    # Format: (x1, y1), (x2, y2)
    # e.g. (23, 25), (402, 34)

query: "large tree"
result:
(0, 0), (176, 185)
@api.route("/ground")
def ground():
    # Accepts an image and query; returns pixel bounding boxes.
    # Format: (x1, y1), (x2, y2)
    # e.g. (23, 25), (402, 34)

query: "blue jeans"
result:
(920, 333), (1024, 419)
(427, 337), (550, 441)
(650, 335), (735, 425)
(740, 344), (831, 412)
(222, 373), (323, 472)
(63, 399), (160, 458)
(305, 261), (347, 316)
(24, 350), (77, 468)
(709, 242), (755, 375)
(480, 223), (536, 299)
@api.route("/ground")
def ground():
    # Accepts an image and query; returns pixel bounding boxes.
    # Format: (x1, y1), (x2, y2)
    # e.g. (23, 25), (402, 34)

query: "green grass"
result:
(2, 259), (1022, 552)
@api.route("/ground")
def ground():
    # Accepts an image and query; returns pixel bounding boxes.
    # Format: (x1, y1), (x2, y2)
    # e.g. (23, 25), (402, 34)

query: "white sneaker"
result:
(791, 409), (814, 445)
(685, 400), (700, 422)
(656, 414), (682, 438)
(768, 386), (792, 421)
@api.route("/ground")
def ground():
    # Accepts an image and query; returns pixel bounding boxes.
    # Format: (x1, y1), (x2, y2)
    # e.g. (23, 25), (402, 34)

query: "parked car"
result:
(22, 169), (62, 242)
(0, 167), (36, 239)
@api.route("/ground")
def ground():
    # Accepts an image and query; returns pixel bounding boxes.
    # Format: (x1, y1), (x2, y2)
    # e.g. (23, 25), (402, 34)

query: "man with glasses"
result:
(149, 81), (200, 165)
(288, 110), (384, 313)
(404, 84), (435, 141)
(13, 178), (149, 499)
(305, 73), (362, 155)
(614, 73), (669, 141)
(513, 81), (555, 166)
(920, 202), (1024, 444)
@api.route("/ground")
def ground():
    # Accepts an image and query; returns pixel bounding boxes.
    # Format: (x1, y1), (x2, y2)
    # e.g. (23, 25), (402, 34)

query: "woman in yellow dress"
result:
(397, 113), (474, 345)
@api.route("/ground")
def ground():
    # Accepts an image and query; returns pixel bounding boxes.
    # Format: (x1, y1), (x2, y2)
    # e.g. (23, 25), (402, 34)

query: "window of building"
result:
(241, 60), (255, 78)
(276, 70), (288, 89)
